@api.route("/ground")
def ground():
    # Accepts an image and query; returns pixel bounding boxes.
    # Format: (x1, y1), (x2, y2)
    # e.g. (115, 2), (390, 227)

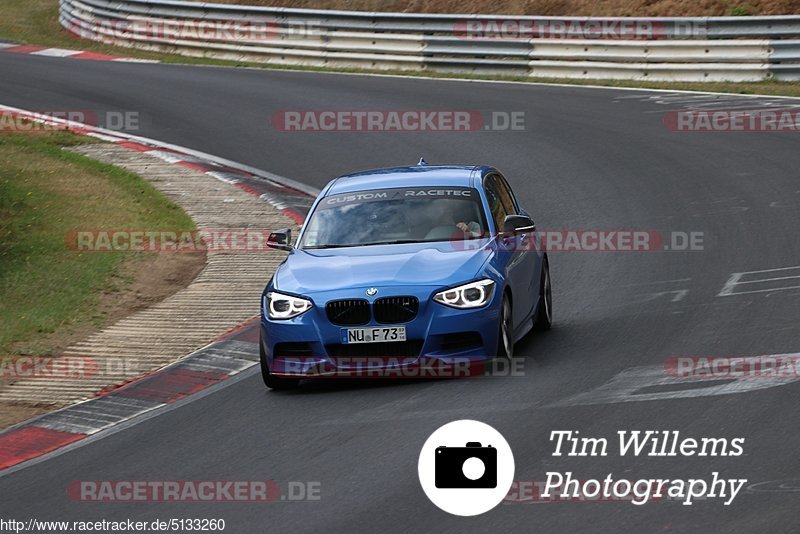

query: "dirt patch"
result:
(196, 0), (800, 17)
(0, 405), (53, 431)
(1, 252), (206, 429)
(8, 251), (207, 357)
(110, 252), (207, 318)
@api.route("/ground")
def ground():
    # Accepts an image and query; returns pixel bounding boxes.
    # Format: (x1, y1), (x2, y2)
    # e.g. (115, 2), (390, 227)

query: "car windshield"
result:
(300, 186), (488, 249)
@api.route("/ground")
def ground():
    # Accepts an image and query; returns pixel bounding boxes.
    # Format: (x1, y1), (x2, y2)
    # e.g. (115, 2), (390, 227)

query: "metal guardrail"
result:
(59, 0), (800, 82)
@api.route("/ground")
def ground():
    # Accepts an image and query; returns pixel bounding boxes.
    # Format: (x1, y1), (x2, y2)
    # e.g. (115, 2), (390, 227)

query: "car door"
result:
(495, 174), (541, 323)
(484, 173), (537, 330)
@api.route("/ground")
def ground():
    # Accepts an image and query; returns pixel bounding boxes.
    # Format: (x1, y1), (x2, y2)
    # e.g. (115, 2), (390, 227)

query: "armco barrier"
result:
(59, 0), (800, 82)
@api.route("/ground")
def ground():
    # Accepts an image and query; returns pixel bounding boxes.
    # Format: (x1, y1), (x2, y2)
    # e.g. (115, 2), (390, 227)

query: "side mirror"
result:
(502, 215), (535, 234)
(267, 228), (293, 251)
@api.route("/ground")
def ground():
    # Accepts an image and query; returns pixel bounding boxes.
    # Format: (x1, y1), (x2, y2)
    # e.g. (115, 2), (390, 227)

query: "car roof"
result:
(325, 165), (487, 195)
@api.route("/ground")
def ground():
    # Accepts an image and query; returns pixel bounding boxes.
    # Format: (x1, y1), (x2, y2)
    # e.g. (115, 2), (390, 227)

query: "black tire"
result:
(260, 332), (300, 390)
(535, 256), (553, 331)
(496, 293), (514, 360)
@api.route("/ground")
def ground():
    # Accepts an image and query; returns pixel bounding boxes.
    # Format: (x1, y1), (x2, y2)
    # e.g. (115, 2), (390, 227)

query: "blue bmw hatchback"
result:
(259, 163), (552, 389)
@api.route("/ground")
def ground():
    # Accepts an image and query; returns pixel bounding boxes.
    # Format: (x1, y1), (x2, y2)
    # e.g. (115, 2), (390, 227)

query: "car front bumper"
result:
(261, 284), (503, 378)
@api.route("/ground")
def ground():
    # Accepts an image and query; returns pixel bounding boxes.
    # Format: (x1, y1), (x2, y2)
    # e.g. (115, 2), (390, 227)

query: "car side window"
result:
(483, 175), (509, 232)
(494, 174), (518, 216)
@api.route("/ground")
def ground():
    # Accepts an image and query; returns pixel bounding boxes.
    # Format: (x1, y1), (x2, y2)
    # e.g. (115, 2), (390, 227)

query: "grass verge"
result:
(0, 130), (199, 357)
(2, 0), (800, 98)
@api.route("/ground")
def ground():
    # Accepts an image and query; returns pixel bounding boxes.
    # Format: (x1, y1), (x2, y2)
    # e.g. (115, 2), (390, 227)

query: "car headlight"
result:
(433, 279), (495, 309)
(264, 291), (313, 320)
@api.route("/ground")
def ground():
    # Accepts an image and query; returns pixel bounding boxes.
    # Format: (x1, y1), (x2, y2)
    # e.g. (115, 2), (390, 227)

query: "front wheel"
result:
(260, 334), (300, 390)
(535, 257), (553, 331)
(496, 294), (514, 360)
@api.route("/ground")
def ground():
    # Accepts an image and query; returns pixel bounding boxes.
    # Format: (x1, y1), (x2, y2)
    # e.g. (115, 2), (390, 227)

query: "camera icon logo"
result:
(418, 420), (514, 516)
(435, 442), (497, 489)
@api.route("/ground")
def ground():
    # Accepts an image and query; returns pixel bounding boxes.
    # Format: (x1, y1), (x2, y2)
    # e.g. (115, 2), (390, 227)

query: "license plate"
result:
(341, 326), (406, 344)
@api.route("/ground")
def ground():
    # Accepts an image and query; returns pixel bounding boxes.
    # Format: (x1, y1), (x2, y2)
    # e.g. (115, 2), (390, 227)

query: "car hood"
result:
(274, 241), (493, 294)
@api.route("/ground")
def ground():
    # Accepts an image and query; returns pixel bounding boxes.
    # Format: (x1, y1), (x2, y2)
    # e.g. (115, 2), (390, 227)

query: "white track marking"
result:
(642, 102), (800, 113)
(618, 93), (800, 112)
(146, 150), (188, 164)
(112, 58), (159, 63)
(624, 279), (690, 304)
(667, 289), (688, 302)
(623, 278), (692, 286)
(732, 265), (800, 275)
(30, 48), (82, 58)
(205, 171), (240, 185)
(721, 285), (800, 296)
(85, 132), (123, 142)
(552, 358), (800, 407)
(736, 274), (800, 285)
(629, 289), (689, 304)
(718, 273), (745, 297)
(719, 266), (800, 297)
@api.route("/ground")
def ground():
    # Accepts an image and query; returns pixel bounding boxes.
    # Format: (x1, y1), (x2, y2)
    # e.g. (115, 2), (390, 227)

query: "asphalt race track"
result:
(2, 52), (800, 532)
